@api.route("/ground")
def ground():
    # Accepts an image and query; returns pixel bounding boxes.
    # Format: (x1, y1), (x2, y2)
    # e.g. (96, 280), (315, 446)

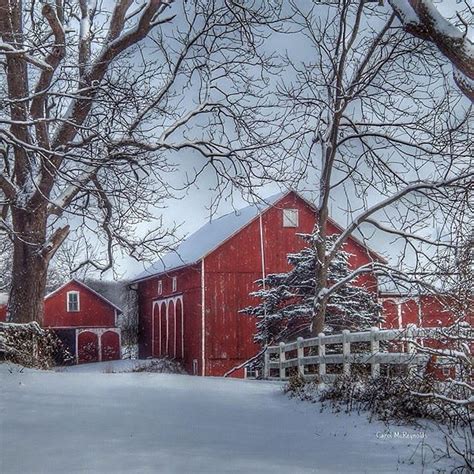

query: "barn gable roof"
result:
(133, 190), (386, 282)
(45, 279), (123, 313)
(133, 192), (286, 281)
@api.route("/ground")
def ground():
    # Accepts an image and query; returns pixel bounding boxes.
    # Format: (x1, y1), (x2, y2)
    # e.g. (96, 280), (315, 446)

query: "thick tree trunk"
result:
(7, 207), (48, 324)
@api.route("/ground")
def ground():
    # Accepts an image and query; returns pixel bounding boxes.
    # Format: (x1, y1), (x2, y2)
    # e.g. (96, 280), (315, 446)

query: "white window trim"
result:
(67, 291), (80, 312)
(157, 280), (163, 295)
(283, 208), (299, 228)
(172, 276), (177, 292)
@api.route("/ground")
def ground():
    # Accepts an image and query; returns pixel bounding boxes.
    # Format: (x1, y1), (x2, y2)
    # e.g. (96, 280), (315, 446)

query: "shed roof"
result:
(0, 293), (8, 306)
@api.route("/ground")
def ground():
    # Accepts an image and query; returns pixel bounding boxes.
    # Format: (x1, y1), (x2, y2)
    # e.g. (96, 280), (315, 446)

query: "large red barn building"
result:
(133, 191), (385, 377)
(0, 279), (122, 364)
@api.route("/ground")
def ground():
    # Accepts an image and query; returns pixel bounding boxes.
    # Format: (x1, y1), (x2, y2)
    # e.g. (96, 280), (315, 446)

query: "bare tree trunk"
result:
(312, 212), (328, 336)
(7, 207), (49, 324)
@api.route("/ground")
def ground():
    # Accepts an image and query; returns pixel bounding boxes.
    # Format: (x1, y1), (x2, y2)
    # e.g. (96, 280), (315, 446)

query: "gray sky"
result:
(97, 0), (472, 280)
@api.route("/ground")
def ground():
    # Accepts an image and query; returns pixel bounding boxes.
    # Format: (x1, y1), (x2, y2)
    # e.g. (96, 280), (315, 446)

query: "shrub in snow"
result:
(243, 233), (382, 345)
(283, 372), (321, 403)
(130, 358), (186, 374)
(121, 344), (139, 360)
(284, 368), (472, 470)
(0, 322), (71, 369)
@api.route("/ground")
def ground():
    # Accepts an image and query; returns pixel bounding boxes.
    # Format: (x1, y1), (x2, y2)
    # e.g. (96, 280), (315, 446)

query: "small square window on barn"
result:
(282, 208), (299, 228)
(67, 291), (80, 312)
(172, 276), (177, 292)
(157, 280), (163, 295)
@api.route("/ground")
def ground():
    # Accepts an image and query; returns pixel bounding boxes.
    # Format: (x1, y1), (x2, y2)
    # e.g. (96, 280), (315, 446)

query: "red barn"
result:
(380, 292), (473, 379)
(133, 191), (384, 377)
(380, 294), (458, 330)
(0, 279), (122, 364)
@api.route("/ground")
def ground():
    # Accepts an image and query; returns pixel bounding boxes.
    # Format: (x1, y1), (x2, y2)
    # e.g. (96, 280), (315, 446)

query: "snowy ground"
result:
(0, 361), (458, 473)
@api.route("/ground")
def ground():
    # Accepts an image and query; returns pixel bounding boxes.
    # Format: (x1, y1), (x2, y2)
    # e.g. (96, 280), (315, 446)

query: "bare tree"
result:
(259, 1), (473, 335)
(0, 1), (281, 323)
(388, 0), (474, 101)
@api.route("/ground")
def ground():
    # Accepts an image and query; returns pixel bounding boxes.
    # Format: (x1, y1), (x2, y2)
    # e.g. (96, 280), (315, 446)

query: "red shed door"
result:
(77, 331), (99, 364)
(168, 300), (175, 358)
(101, 331), (120, 361)
(176, 298), (183, 359)
(152, 302), (160, 357)
(160, 302), (167, 356)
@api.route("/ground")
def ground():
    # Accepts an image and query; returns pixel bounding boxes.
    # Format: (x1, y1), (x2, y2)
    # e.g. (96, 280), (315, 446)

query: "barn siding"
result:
(136, 192), (390, 378)
(44, 280), (116, 328)
(203, 192), (382, 377)
(381, 295), (462, 330)
(137, 264), (203, 375)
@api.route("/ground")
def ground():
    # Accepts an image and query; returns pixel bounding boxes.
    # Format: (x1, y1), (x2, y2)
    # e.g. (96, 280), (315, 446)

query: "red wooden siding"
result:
(44, 280), (116, 328)
(77, 331), (99, 364)
(136, 191), (385, 378)
(101, 331), (121, 361)
(0, 280), (121, 364)
(380, 295), (460, 330)
(203, 192), (383, 377)
(138, 264), (202, 375)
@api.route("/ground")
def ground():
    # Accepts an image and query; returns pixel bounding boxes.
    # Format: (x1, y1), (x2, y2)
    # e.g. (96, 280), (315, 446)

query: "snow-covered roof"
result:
(133, 190), (386, 282)
(133, 192), (286, 281)
(0, 293), (8, 306)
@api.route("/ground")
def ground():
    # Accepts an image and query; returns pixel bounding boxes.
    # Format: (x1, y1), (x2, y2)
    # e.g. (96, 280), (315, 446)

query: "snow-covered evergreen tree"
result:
(243, 233), (382, 345)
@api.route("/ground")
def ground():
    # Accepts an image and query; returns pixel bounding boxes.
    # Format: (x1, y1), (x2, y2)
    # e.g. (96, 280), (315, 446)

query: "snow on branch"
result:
(389, 0), (474, 100)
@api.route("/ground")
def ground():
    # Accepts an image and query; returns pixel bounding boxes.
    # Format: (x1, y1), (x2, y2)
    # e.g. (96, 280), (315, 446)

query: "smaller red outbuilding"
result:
(0, 279), (122, 364)
(380, 293), (460, 330)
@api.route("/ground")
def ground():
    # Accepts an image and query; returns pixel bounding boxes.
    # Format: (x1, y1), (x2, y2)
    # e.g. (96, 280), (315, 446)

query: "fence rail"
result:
(264, 325), (439, 382)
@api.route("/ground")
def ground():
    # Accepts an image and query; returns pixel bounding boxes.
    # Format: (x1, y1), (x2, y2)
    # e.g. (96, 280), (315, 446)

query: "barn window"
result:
(172, 276), (177, 292)
(67, 291), (80, 312)
(157, 280), (163, 295)
(283, 209), (299, 227)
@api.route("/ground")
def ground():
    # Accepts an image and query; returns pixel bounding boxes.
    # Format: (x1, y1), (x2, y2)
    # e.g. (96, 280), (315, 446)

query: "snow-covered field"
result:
(0, 361), (457, 473)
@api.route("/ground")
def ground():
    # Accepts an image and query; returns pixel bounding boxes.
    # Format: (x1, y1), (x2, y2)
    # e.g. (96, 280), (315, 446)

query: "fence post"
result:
(406, 324), (417, 374)
(318, 332), (326, 378)
(296, 337), (304, 377)
(263, 348), (270, 379)
(342, 330), (351, 375)
(370, 327), (380, 377)
(279, 342), (286, 380)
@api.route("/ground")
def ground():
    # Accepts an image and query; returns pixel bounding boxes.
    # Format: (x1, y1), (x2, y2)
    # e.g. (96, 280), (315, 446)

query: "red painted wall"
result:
(380, 295), (460, 329)
(203, 192), (382, 377)
(43, 280), (116, 328)
(137, 264), (203, 375)
(101, 331), (121, 361)
(137, 191), (384, 378)
(77, 331), (99, 364)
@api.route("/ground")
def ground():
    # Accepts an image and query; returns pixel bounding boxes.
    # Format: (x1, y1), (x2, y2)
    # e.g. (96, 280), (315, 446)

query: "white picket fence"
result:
(264, 325), (437, 382)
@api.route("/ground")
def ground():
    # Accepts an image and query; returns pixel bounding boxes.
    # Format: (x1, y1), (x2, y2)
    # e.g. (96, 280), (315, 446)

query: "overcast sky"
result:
(102, 0), (472, 281)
